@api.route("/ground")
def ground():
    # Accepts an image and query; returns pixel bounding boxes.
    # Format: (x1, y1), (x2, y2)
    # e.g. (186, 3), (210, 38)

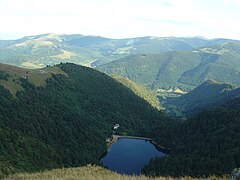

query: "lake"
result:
(100, 138), (166, 175)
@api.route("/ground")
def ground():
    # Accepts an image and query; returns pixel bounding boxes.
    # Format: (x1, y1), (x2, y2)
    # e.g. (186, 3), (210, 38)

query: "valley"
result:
(0, 34), (240, 179)
(0, 62), (174, 178)
(1, 0), (240, 178)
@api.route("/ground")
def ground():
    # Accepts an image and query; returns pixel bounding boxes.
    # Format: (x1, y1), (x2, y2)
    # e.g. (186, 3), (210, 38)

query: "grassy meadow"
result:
(5, 165), (227, 180)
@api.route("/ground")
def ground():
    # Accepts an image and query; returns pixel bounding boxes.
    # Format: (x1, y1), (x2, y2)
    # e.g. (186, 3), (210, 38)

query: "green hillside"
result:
(98, 52), (201, 91)
(0, 63), (239, 179)
(220, 96), (240, 110)
(0, 34), (236, 68)
(179, 42), (240, 86)
(143, 106), (240, 177)
(0, 63), (173, 177)
(113, 75), (162, 110)
(98, 42), (240, 91)
(164, 80), (240, 117)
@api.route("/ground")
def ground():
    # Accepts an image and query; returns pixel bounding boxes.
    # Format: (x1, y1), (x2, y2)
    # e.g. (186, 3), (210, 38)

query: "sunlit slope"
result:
(113, 75), (162, 110)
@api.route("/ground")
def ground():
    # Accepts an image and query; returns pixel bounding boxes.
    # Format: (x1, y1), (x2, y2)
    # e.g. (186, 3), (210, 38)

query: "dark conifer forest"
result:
(0, 63), (173, 176)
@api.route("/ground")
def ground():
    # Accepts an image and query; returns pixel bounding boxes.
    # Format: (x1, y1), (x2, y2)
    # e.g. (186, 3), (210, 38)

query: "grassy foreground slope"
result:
(0, 63), (173, 176)
(6, 165), (227, 180)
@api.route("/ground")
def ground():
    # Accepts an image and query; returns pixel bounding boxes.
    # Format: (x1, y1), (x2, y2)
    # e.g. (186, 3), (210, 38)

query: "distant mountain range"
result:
(0, 33), (237, 69)
(98, 41), (240, 91)
(1, 33), (240, 92)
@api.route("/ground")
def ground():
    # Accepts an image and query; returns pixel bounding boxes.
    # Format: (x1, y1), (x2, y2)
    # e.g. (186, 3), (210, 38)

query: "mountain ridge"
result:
(98, 41), (240, 90)
(1, 33), (238, 69)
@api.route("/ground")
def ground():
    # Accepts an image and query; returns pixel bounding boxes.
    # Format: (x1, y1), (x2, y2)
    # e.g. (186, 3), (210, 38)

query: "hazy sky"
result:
(0, 0), (240, 39)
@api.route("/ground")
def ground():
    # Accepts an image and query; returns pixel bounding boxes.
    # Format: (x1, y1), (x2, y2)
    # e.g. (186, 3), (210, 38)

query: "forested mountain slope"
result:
(0, 63), (173, 176)
(98, 42), (240, 90)
(143, 106), (240, 177)
(113, 75), (162, 110)
(164, 80), (240, 117)
(1, 63), (239, 179)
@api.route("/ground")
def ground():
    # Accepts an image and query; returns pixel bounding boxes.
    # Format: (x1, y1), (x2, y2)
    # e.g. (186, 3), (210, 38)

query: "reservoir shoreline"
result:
(107, 135), (171, 153)
(101, 137), (166, 175)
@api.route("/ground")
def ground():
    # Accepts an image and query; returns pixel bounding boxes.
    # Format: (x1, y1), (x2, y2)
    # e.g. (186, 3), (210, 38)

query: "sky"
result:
(0, 0), (240, 40)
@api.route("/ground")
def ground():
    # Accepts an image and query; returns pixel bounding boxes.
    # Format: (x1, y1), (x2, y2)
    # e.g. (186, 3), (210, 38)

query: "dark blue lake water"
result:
(100, 138), (166, 175)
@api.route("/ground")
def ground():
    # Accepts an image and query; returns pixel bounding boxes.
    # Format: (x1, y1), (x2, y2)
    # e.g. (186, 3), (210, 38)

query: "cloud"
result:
(148, 19), (196, 26)
(161, 2), (174, 6)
